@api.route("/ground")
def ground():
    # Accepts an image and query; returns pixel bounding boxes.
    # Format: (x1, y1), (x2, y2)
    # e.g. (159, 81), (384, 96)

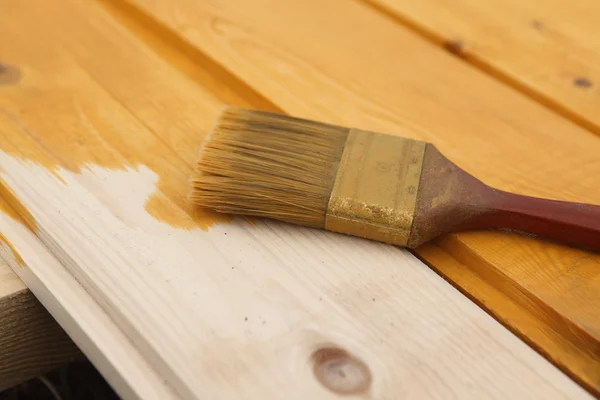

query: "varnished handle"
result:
(409, 145), (600, 251)
(472, 191), (600, 252)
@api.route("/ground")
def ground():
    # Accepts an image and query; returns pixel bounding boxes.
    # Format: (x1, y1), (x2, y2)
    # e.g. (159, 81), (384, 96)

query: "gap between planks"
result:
(412, 240), (600, 396)
(113, 0), (600, 395)
(359, 0), (600, 137)
(94, 0), (280, 114)
(0, 0), (593, 398)
(89, 0), (585, 371)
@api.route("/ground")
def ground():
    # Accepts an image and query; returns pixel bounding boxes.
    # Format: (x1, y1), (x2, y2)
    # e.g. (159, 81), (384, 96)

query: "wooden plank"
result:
(0, 185), (178, 399)
(367, 0), (600, 134)
(0, 193), (178, 400)
(0, 0), (591, 398)
(119, 0), (600, 394)
(0, 268), (81, 391)
(0, 205), (81, 390)
(0, 259), (25, 299)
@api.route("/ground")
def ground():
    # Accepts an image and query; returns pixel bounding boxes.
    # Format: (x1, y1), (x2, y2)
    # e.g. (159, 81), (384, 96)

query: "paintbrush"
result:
(188, 106), (600, 252)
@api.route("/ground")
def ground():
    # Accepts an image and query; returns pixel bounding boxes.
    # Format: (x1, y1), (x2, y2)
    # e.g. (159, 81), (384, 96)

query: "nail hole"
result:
(311, 346), (371, 395)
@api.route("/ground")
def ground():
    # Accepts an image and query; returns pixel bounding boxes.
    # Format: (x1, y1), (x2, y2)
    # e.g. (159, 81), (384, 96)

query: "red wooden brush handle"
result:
(409, 146), (600, 251)
(468, 191), (600, 252)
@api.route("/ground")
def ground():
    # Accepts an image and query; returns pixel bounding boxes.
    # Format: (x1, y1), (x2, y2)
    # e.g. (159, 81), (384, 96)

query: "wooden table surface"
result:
(0, 0), (598, 398)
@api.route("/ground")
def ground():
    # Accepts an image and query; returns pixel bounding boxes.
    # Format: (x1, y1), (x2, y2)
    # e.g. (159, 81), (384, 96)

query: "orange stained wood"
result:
(0, 196), (29, 268)
(0, 122), (81, 390)
(123, 0), (600, 393)
(0, 234), (24, 268)
(0, 180), (35, 231)
(369, 0), (600, 135)
(0, 0), (278, 232)
(418, 238), (600, 385)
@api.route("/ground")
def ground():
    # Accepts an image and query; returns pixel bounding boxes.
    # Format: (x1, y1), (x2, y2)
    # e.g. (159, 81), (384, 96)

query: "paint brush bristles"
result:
(189, 107), (349, 228)
(189, 106), (600, 251)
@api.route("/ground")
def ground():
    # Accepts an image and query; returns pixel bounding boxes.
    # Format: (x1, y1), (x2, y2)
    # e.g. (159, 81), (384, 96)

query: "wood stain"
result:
(0, 73), (231, 231)
(0, 233), (24, 267)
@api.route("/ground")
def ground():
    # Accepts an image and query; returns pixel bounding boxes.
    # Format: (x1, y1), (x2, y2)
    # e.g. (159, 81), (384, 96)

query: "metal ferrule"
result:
(325, 129), (425, 247)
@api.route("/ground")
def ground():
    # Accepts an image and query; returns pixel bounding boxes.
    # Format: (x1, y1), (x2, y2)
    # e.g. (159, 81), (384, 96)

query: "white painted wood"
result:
(0, 207), (178, 400)
(0, 154), (590, 399)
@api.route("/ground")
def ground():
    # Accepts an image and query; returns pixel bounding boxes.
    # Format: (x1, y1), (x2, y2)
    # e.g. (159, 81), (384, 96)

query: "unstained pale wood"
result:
(0, 184), (177, 399)
(0, 267), (81, 391)
(368, 0), (600, 135)
(0, 0), (590, 398)
(123, 0), (600, 393)
(0, 233), (81, 390)
(0, 259), (25, 299)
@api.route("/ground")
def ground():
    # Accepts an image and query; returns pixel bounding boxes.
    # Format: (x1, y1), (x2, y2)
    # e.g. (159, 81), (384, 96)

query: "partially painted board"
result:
(0, 0), (592, 399)
(125, 0), (600, 393)
(0, 197), (178, 399)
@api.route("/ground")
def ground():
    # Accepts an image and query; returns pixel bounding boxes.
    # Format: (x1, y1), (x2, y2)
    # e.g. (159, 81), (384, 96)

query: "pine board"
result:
(0, 0), (592, 398)
(123, 0), (600, 393)
(0, 262), (81, 391)
(0, 261), (24, 300)
(0, 197), (178, 399)
(369, 0), (600, 134)
(0, 123), (80, 391)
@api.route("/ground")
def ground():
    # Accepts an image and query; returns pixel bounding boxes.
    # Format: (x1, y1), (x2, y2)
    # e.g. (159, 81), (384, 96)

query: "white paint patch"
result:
(0, 152), (591, 400)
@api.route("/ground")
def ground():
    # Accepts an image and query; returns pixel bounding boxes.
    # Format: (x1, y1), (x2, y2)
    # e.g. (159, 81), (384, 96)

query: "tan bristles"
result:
(189, 106), (349, 228)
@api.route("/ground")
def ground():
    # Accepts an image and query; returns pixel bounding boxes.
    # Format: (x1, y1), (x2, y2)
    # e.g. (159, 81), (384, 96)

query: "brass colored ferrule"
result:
(325, 129), (426, 246)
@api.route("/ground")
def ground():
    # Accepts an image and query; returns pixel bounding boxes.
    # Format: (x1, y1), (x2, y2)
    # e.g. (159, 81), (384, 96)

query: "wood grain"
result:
(410, 144), (600, 251)
(0, 280), (81, 391)
(0, 0), (590, 398)
(0, 257), (25, 299)
(368, 0), (600, 135)
(0, 188), (178, 399)
(0, 210), (81, 390)
(123, 0), (600, 393)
